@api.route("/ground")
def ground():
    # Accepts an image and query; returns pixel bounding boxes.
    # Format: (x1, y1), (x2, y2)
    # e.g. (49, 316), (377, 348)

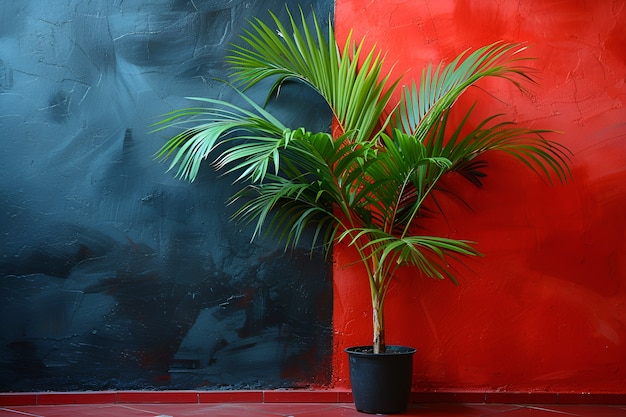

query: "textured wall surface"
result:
(333, 0), (626, 393)
(0, 0), (333, 391)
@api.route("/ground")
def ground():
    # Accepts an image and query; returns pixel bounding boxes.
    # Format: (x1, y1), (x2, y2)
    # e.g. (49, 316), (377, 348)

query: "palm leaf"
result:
(339, 227), (481, 284)
(152, 88), (289, 183)
(228, 7), (400, 142)
(422, 106), (571, 185)
(394, 42), (533, 139)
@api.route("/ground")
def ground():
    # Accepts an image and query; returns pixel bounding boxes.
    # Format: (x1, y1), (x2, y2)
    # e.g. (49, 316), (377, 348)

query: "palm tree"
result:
(153, 7), (570, 354)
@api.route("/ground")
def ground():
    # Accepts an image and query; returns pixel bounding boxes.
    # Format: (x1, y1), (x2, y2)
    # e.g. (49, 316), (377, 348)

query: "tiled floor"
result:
(1, 402), (625, 416)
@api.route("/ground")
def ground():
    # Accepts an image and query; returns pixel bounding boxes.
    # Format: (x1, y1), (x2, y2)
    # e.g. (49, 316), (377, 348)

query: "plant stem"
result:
(372, 286), (385, 353)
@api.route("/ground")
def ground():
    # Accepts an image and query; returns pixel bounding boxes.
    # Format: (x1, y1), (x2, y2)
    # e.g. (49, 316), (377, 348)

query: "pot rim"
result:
(345, 345), (417, 356)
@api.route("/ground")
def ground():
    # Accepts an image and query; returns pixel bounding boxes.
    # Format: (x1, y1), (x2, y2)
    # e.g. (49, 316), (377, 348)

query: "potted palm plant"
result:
(153, 7), (570, 414)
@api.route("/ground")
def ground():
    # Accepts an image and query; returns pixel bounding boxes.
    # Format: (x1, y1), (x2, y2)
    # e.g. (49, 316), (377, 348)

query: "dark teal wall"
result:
(0, 0), (333, 391)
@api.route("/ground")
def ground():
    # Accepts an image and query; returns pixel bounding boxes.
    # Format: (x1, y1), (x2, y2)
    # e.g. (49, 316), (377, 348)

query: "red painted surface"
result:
(332, 0), (626, 392)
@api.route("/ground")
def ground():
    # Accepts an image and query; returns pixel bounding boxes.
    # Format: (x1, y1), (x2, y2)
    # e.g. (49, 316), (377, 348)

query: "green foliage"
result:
(153, 7), (571, 353)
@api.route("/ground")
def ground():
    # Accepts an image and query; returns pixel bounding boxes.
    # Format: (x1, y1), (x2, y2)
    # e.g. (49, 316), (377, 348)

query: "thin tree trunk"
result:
(372, 294), (385, 354)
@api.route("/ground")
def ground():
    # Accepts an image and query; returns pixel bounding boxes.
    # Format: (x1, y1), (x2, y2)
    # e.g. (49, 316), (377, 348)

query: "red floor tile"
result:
(535, 404), (626, 416)
(234, 403), (351, 416)
(408, 403), (523, 416)
(485, 392), (559, 404)
(0, 402), (624, 417)
(1, 405), (128, 417)
(476, 405), (626, 417)
(125, 403), (269, 417)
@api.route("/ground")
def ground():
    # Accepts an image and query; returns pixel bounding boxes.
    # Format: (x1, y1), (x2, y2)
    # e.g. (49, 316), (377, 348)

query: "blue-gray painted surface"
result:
(0, 0), (333, 391)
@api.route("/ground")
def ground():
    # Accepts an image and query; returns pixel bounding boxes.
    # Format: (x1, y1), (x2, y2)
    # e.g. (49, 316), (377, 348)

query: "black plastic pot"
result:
(345, 345), (416, 414)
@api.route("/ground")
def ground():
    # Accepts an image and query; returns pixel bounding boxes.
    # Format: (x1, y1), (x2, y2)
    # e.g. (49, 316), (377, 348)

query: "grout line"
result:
(0, 408), (44, 417)
(527, 405), (579, 416)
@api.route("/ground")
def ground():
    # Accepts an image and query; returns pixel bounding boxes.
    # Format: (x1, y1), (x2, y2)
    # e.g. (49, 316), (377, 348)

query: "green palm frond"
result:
(350, 130), (451, 236)
(339, 227), (481, 284)
(391, 41), (571, 187)
(227, 128), (362, 253)
(228, 7), (400, 142)
(231, 174), (341, 253)
(152, 88), (287, 183)
(393, 41), (533, 139)
(422, 105), (571, 185)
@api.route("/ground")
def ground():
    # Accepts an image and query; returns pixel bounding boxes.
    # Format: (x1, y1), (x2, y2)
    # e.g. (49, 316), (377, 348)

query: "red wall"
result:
(332, 0), (626, 393)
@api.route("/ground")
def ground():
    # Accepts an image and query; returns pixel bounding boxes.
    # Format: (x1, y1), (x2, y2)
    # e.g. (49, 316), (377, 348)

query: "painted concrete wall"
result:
(0, 1), (334, 391)
(332, 0), (626, 393)
(3, 0), (624, 395)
